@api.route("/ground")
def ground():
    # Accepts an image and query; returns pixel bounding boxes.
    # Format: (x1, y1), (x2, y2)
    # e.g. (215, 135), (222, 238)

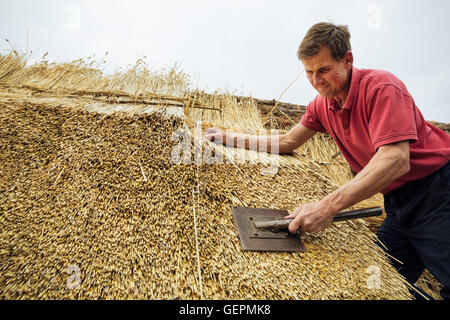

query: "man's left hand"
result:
(284, 201), (335, 235)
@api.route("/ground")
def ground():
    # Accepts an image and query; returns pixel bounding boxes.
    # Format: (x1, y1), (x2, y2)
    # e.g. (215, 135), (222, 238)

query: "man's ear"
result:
(345, 51), (353, 67)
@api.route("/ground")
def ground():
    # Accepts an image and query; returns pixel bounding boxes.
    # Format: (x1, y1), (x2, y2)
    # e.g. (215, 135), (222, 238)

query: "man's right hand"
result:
(204, 128), (226, 144)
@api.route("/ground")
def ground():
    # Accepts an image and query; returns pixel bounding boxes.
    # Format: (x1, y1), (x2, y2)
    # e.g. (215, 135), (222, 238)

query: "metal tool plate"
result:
(232, 206), (305, 252)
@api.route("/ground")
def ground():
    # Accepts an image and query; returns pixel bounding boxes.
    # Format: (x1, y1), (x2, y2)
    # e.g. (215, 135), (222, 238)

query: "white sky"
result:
(1, 0), (449, 122)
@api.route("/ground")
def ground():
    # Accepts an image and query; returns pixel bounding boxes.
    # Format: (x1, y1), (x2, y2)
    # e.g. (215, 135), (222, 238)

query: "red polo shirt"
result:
(300, 67), (450, 194)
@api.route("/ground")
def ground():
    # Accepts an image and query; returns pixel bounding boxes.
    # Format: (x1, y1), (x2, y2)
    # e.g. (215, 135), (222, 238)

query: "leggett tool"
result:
(232, 206), (382, 252)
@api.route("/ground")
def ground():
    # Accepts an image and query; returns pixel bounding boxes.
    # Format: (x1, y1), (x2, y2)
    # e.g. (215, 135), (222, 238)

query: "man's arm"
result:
(204, 123), (316, 154)
(286, 140), (411, 234)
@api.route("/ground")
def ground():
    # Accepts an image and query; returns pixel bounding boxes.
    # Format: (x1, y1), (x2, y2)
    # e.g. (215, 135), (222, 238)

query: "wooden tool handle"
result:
(254, 207), (382, 232)
(332, 207), (382, 222)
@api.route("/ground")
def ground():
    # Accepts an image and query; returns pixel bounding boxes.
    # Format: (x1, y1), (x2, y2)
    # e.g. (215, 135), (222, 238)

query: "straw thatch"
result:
(0, 51), (419, 299)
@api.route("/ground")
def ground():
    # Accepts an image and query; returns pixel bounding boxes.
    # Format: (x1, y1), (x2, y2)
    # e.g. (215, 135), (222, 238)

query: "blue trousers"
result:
(377, 162), (450, 299)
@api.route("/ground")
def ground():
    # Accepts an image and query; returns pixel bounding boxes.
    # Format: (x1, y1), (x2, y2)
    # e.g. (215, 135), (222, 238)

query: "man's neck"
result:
(334, 94), (346, 108)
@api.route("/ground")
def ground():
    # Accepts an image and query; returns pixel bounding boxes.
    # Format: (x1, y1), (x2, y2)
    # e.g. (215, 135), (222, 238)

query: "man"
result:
(205, 22), (450, 299)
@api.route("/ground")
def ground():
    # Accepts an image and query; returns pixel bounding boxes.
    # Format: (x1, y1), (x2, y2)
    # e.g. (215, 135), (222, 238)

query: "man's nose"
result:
(312, 73), (322, 86)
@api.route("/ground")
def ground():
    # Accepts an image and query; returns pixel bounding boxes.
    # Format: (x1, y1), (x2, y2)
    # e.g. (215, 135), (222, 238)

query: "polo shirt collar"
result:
(328, 67), (360, 112)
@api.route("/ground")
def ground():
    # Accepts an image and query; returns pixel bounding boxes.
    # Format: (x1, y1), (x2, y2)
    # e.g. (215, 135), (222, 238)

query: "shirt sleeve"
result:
(367, 84), (418, 150)
(300, 98), (327, 133)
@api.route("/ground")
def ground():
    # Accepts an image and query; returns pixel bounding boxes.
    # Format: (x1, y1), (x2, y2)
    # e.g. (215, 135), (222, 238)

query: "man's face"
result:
(303, 46), (353, 99)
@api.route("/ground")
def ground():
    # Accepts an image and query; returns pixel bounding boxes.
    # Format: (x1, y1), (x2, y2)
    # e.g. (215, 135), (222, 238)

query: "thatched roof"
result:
(0, 52), (415, 299)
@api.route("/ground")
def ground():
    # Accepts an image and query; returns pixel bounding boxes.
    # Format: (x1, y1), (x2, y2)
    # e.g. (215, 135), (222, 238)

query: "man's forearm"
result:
(206, 123), (315, 154)
(322, 143), (410, 214)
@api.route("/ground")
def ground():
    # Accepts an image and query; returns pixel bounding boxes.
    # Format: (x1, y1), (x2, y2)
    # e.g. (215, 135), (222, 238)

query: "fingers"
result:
(288, 216), (303, 235)
(285, 206), (300, 234)
(284, 213), (296, 219)
(204, 128), (219, 135)
(286, 202), (332, 235)
(287, 205), (318, 235)
(284, 205), (302, 220)
(204, 132), (215, 141)
(203, 128), (215, 140)
(287, 207), (302, 234)
(204, 128), (224, 143)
